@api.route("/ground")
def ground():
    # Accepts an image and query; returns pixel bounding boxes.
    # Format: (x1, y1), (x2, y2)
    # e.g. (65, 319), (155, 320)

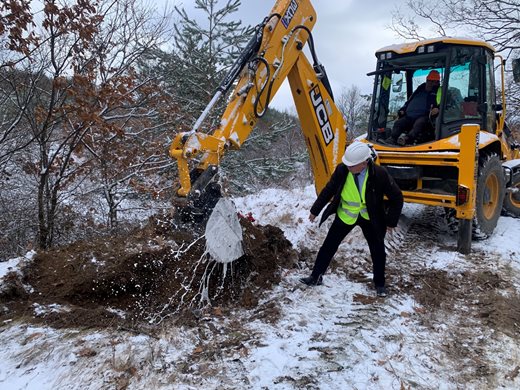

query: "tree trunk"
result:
(37, 171), (50, 249)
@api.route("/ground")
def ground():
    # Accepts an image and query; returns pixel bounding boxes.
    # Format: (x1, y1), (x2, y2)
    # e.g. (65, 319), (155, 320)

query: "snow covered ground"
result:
(1, 185), (519, 389)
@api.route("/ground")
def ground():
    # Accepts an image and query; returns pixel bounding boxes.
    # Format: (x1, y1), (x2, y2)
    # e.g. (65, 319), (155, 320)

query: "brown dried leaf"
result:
(22, 333), (44, 345)
(77, 347), (97, 357)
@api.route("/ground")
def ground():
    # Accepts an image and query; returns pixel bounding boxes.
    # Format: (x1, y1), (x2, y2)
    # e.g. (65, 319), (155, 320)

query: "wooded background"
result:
(1, 0), (518, 258)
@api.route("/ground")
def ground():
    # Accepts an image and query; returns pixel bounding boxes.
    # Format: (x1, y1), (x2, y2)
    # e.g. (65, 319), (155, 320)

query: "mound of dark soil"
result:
(0, 215), (299, 332)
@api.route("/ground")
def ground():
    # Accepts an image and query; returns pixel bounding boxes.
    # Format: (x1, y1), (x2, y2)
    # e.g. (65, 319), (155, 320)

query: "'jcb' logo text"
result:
(310, 86), (334, 145)
(281, 0), (299, 28)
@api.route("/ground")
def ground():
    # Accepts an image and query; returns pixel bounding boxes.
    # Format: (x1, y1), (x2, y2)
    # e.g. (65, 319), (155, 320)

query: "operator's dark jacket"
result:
(400, 82), (439, 116)
(310, 161), (403, 238)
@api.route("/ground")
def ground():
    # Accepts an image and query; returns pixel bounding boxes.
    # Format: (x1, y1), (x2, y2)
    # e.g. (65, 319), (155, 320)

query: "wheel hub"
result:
(483, 174), (499, 220)
(511, 187), (520, 205)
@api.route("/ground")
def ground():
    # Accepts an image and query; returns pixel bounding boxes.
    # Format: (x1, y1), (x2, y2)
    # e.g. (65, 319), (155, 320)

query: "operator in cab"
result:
(389, 70), (441, 146)
(300, 142), (403, 297)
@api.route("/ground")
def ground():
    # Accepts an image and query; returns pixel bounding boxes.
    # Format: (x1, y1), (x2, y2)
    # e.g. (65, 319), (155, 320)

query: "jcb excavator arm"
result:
(169, 0), (349, 204)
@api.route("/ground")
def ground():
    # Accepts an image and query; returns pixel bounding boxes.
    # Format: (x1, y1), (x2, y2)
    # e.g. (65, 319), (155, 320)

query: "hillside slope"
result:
(1, 185), (519, 389)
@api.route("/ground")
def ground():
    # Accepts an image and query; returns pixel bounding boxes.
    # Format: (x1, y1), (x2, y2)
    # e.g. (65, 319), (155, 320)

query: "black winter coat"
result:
(310, 162), (403, 238)
(400, 82), (439, 117)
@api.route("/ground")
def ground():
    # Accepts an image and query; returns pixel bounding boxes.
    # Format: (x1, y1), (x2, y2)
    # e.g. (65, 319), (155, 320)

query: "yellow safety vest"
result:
(337, 172), (369, 225)
(436, 87), (442, 106)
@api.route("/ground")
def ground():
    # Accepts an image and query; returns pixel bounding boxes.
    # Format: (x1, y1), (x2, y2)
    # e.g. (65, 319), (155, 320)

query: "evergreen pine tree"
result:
(151, 0), (252, 131)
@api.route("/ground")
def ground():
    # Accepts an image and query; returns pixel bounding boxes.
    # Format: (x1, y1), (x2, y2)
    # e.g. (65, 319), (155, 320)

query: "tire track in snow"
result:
(220, 201), (520, 389)
(379, 205), (520, 389)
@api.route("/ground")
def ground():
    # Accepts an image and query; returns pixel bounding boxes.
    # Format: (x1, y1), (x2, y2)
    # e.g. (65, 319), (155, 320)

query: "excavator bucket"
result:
(205, 198), (244, 263)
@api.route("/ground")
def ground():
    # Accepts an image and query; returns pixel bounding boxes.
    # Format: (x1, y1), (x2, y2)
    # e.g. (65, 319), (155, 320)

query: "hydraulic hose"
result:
(253, 56), (272, 118)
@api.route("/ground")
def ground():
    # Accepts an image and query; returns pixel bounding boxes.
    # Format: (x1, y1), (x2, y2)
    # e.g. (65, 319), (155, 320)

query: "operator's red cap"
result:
(427, 70), (441, 81)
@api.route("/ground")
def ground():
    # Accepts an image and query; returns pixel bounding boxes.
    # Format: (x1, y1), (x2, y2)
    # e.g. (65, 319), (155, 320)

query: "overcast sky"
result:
(169, 0), (412, 111)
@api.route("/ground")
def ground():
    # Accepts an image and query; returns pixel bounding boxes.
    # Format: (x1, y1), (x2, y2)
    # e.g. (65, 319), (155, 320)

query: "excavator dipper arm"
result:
(169, 0), (349, 204)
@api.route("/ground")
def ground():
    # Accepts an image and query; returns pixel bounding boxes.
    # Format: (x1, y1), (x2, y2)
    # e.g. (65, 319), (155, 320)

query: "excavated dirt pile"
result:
(0, 215), (299, 331)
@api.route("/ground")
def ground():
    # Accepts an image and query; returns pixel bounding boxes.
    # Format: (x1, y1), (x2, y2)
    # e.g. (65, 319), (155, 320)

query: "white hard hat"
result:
(342, 142), (372, 166)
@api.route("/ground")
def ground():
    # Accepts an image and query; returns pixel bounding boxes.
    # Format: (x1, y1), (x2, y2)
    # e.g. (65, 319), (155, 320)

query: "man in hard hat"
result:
(389, 69), (442, 146)
(300, 141), (403, 297)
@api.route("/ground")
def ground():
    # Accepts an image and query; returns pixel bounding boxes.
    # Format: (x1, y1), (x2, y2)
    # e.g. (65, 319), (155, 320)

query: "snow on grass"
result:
(0, 325), (83, 390)
(0, 324), (201, 390)
(0, 251), (36, 280)
(474, 215), (520, 261)
(242, 273), (454, 389)
(1, 187), (520, 389)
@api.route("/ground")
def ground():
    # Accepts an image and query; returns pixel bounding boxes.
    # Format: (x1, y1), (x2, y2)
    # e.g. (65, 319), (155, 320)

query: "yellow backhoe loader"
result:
(169, 0), (520, 261)
(366, 38), (520, 253)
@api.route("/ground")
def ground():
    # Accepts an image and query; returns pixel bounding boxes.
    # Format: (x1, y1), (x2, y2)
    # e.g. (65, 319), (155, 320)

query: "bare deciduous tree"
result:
(0, 0), (175, 252)
(391, 0), (520, 55)
(390, 0), (520, 136)
(336, 85), (371, 138)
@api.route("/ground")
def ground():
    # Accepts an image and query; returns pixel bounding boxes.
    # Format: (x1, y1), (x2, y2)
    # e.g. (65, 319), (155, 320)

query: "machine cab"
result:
(367, 38), (499, 146)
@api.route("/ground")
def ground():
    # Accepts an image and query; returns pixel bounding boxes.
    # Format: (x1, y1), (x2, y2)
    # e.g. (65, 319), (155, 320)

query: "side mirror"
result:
(392, 74), (403, 93)
(513, 59), (520, 83)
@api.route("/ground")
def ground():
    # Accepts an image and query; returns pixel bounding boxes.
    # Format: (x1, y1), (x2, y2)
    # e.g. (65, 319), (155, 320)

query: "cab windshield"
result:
(368, 44), (495, 145)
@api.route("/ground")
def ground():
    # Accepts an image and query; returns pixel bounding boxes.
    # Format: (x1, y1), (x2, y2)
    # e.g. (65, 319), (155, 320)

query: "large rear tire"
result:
(503, 171), (520, 217)
(474, 154), (505, 237)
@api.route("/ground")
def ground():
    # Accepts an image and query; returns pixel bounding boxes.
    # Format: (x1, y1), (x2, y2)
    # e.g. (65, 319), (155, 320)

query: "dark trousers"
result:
(311, 216), (387, 287)
(391, 115), (433, 143)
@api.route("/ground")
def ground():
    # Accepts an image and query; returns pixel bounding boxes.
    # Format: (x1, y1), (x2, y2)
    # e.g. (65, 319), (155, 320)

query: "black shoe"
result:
(376, 286), (387, 297)
(397, 134), (408, 146)
(299, 275), (323, 286)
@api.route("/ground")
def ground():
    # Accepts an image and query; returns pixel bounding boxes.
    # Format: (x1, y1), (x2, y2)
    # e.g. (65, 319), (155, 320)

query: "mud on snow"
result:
(0, 215), (300, 332)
